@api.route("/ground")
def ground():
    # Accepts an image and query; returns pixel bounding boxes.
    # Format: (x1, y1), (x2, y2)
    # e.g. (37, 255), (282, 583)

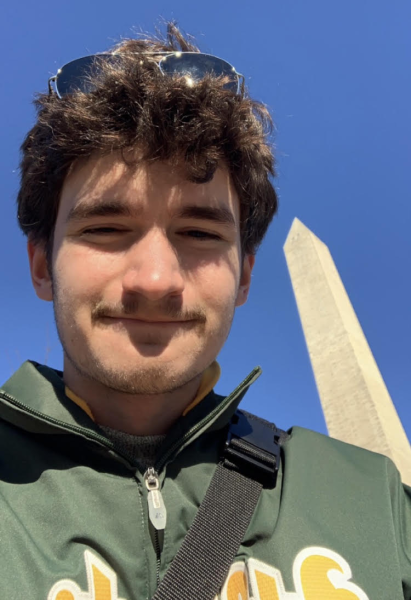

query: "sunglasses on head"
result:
(48, 51), (245, 98)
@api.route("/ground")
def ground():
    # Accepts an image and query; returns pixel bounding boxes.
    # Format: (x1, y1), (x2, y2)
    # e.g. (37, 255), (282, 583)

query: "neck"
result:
(63, 359), (203, 436)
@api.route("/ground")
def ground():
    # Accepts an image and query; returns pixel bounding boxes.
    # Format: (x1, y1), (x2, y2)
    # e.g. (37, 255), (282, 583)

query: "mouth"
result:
(100, 316), (195, 327)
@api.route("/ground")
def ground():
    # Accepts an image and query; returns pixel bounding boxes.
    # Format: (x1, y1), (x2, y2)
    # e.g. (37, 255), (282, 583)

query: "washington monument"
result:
(284, 217), (411, 486)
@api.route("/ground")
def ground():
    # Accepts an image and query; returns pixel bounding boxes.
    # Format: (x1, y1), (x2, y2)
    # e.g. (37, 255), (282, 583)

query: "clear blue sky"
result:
(2, 0), (410, 439)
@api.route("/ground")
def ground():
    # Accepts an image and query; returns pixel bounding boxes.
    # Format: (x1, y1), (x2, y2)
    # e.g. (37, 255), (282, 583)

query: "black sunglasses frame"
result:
(48, 51), (245, 98)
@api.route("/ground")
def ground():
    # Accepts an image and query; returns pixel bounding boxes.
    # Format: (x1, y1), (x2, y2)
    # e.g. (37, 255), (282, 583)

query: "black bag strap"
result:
(151, 410), (288, 600)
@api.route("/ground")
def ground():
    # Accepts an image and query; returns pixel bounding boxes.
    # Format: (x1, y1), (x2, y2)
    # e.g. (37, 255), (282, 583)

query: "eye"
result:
(79, 227), (222, 241)
(81, 227), (124, 235)
(180, 230), (222, 241)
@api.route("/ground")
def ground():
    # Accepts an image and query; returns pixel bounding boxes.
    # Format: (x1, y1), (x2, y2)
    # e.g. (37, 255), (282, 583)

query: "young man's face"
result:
(29, 152), (255, 395)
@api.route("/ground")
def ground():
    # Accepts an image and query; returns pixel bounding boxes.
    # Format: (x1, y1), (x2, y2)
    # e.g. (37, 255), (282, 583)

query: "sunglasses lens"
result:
(55, 54), (118, 97)
(54, 53), (240, 98)
(159, 53), (239, 93)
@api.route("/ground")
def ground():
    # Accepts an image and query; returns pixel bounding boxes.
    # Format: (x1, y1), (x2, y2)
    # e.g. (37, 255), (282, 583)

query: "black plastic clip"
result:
(224, 410), (281, 487)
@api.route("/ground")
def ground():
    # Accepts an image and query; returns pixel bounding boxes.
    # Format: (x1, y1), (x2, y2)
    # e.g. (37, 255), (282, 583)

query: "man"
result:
(1, 22), (410, 600)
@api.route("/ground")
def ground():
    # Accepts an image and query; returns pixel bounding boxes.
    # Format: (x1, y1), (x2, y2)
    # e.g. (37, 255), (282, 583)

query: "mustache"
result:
(91, 297), (207, 324)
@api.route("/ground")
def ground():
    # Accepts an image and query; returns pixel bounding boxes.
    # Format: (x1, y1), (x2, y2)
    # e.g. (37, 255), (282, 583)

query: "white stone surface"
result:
(284, 218), (411, 485)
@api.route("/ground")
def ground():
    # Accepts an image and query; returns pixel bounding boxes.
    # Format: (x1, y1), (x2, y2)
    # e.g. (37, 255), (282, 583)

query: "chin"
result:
(84, 354), (198, 396)
(91, 344), (191, 370)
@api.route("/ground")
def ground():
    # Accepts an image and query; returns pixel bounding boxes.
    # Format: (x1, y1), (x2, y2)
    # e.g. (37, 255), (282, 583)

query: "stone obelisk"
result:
(284, 217), (411, 485)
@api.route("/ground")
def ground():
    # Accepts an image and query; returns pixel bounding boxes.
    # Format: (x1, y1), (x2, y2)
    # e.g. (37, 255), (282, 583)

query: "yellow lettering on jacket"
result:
(254, 570), (282, 600)
(248, 559), (297, 600)
(48, 550), (126, 600)
(221, 562), (249, 600)
(298, 553), (366, 599)
(241, 549), (369, 599)
(48, 546), (369, 600)
(55, 593), (75, 600)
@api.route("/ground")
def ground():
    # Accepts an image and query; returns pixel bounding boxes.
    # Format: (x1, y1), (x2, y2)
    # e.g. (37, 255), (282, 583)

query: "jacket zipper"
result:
(154, 529), (161, 587)
(144, 467), (166, 587)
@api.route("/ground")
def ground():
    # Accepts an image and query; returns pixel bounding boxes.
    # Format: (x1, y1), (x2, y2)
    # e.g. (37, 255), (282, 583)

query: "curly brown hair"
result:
(17, 23), (278, 265)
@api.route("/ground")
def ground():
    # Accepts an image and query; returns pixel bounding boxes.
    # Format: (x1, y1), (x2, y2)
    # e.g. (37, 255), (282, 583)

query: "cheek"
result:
(192, 262), (238, 313)
(54, 245), (120, 301)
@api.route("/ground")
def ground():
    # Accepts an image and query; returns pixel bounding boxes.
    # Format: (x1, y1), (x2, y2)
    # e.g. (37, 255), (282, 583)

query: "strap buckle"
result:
(224, 411), (281, 487)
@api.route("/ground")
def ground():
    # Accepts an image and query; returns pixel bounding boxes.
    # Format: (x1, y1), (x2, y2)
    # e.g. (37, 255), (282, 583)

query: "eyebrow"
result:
(65, 201), (236, 228)
(175, 205), (236, 228)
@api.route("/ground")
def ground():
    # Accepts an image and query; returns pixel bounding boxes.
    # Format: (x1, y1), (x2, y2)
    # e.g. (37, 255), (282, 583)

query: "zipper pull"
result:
(144, 467), (167, 531)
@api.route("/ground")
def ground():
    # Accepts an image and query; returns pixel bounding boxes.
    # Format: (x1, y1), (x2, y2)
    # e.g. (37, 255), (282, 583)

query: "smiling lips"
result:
(101, 316), (194, 326)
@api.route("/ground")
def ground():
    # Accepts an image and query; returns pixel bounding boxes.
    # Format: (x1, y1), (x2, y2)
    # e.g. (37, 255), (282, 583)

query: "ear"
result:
(27, 239), (53, 301)
(235, 254), (256, 307)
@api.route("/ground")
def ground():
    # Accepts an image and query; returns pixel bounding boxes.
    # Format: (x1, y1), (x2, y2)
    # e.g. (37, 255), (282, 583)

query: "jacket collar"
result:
(0, 361), (262, 458)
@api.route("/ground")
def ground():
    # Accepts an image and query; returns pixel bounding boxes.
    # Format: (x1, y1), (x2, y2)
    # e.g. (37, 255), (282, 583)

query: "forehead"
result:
(57, 152), (240, 225)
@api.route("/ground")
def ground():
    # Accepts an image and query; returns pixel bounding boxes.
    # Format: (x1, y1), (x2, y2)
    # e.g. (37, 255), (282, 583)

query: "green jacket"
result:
(1, 360), (410, 600)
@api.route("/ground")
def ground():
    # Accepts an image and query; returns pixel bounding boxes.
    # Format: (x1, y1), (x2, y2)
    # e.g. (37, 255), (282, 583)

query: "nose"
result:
(121, 229), (185, 301)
